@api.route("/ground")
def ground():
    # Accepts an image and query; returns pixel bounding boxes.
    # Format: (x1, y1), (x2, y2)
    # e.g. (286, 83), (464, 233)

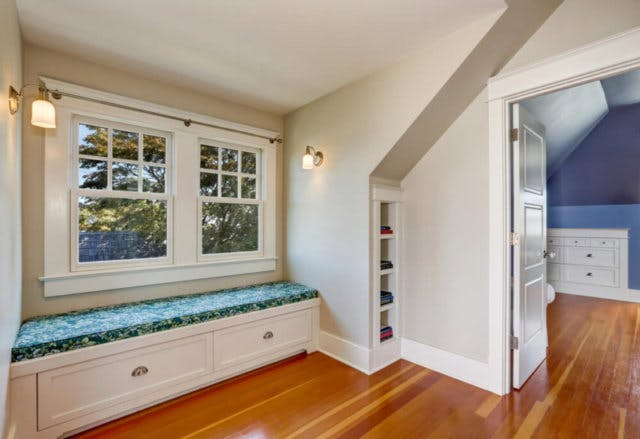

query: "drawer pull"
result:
(131, 366), (149, 377)
(263, 331), (274, 340)
(586, 253), (593, 258)
(586, 272), (593, 277)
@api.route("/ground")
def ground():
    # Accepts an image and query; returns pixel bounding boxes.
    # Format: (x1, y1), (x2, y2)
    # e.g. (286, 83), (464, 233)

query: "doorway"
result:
(508, 62), (640, 390)
(486, 27), (640, 395)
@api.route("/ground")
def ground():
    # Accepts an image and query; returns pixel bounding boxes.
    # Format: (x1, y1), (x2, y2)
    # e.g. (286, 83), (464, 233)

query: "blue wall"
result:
(547, 103), (640, 290)
(548, 103), (640, 207)
(548, 205), (638, 289)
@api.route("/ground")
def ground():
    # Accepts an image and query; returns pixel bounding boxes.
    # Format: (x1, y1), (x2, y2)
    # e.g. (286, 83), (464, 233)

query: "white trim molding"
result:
(41, 78), (279, 296)
(401, 338), (490, 391)
(318, 331), (373, 375)
(487, 26), (640, 394)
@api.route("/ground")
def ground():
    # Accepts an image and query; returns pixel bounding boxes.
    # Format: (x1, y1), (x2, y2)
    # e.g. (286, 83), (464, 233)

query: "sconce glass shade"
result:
(31, 98), (56, 129)
(302, 153), (314, 170)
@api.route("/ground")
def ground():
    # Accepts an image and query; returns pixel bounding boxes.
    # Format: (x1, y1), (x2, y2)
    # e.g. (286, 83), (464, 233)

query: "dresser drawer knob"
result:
(586, 253), (593, 258)
(131, 366), (149, 377)
(586, 272), (593, 277)
(263, 331), (274, 340)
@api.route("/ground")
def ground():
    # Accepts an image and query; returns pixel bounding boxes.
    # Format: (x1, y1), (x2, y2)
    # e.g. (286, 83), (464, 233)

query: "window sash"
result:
(197, 198), (264, 261)
(71, 116), (173, 271)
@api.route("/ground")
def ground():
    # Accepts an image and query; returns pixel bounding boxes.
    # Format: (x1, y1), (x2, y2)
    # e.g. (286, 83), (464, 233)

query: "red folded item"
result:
(381, 229), (393, 234)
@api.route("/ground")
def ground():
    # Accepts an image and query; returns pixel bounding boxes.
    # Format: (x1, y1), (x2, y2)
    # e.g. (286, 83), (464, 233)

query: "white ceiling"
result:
(523, 67), (640, 178)
(17, 0), (505, 114)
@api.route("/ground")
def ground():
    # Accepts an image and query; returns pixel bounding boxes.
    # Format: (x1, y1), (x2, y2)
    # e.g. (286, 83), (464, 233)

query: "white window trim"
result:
(41, 78), (279, 297)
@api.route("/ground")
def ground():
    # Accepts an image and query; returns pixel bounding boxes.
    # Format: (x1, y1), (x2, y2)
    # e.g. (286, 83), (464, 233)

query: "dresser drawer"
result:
(565, 247), (617, 267)
(566, 238), (587, 247)
(214, 310), (312, 371)
(589, 238), (618, 248)
(547, 237), (564, 246)
(38, 334), (212, 429)
(564, 266), (617, 287)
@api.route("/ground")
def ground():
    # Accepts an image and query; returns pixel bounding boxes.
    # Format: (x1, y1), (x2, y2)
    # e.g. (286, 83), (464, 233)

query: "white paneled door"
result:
(512, 104), (548, 389)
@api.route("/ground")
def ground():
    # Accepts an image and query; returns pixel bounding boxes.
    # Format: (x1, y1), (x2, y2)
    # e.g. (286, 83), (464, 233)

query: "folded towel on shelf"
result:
(380, 226), (392, 231)
(380, 260), (394, 270)
(380, 325), (394, 341)
(380, 291), (394, 305)
(381, 229), (393, 235)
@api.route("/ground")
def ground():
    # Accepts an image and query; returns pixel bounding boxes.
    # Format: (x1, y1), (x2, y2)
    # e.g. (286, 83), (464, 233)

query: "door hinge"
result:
(510, 335), (519, 350)
(510, 128), (519, 142)
(509, 232), (520, 246)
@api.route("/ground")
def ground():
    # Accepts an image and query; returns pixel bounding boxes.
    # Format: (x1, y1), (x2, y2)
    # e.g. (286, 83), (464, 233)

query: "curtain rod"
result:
(49, 89), (283, 144)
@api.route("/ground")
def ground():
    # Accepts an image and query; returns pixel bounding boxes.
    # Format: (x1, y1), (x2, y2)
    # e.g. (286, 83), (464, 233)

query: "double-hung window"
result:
(42, 78), (278, 296)
(72, 118), (172, 270)
(198, 142), (262, 259)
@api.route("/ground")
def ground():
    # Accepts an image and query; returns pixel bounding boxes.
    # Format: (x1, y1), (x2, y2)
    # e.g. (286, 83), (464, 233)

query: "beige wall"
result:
(284, 12), (503, 347)
(0, 0), (22, 434)
(22, 44), (284, 319)
(402, 90), (490, 362)
(401, 0), (640, 362)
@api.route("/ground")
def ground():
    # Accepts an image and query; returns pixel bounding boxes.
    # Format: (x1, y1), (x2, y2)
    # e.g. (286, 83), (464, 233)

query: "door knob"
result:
(543, 250), (556, 259)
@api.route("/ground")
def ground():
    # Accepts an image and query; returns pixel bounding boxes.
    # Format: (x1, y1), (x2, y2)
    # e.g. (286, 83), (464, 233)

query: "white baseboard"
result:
(554, 285), (640, 303)
(401, 337), (491, 391)
(318, 331), (373, 374)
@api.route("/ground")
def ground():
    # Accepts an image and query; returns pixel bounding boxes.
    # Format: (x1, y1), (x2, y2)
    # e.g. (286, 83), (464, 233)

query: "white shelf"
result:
(380, 268), (394, 276)
(380, 303), (394, 312)
(380, 234), (396, 240)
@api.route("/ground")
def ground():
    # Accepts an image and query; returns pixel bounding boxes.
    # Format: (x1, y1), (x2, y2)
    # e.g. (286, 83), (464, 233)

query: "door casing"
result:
(486, 26), (640, 395)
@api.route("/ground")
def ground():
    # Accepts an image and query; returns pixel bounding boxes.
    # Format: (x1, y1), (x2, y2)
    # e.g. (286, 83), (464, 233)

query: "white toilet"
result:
(546, 282), (556, 304)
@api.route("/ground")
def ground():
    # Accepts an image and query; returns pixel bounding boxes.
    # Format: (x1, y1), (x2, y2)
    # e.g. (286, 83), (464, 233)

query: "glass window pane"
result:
(78, 196), (167, 262)
(143, 166), (165, 193)
(221, 148), (238, 172)
(78, 159), (107, 189)
(241, 151), (257, 174)
(78, 124), (108, 157)
(112, 162), (139, 191)
(143, 134), (166, 164)
(200, 172), (218, 196)
(221, 175), (238, 198)
(200, 145), (218, 169)
(112, 129), (139, 160)
(201, 202), (258, 254)
(241, 177), (256, 199)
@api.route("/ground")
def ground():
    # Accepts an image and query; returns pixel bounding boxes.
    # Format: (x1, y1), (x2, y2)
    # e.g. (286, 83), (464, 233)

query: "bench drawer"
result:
(214, 310), (312, 371)
(38, 334), (213, 429)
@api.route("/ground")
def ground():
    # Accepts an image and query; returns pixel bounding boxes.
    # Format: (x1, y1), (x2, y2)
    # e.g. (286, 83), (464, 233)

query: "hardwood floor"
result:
(74, 293), (640, 438)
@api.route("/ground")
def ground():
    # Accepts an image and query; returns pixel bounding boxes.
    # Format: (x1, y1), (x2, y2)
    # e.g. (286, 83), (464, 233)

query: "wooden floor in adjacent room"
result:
(75, 293), (640, 438)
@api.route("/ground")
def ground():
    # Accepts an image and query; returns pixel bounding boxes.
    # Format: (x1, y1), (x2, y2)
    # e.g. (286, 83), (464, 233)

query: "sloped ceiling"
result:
(522, 67), (640, 178)
(16, 0), (506, 114)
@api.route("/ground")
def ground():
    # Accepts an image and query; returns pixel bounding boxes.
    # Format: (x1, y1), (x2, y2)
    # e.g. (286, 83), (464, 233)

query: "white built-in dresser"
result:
(547, 228), (631, 301)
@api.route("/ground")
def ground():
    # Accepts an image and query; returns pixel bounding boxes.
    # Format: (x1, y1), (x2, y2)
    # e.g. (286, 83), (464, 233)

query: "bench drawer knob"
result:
(131, 366), (149, 377)
(263, 331), (274, 340)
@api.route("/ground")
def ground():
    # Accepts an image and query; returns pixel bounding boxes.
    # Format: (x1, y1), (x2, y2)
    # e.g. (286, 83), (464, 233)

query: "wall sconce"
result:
(8, 84), (61, 129)
(302, 145), (324, 169)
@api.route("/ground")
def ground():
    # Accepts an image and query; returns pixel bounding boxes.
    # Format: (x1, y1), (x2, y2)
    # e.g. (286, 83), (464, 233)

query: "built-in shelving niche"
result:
(371, 184), (402, 368)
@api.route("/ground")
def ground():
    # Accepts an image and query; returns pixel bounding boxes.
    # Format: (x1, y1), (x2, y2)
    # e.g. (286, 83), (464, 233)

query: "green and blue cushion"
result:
(12, 281), (317, 362)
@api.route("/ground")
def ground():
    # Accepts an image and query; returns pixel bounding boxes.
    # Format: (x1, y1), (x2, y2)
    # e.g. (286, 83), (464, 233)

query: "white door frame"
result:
(486, 26), (640, 395)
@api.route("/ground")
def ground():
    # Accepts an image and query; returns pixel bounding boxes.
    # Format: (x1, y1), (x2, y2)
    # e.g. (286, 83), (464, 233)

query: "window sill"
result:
(40, 257), (278, 297)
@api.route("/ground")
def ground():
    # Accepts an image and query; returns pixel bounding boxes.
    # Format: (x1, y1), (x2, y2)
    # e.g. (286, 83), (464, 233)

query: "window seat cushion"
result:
(12, 282), (318, 363)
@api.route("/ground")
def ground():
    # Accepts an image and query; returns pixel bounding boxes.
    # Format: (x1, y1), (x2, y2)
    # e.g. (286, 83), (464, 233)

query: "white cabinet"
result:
(547, 228), (628, 300)
(10, 299), (319, 439)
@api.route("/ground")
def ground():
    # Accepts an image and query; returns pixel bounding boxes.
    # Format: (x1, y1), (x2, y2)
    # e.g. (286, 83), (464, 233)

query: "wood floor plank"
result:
(74, 293), (640, 438)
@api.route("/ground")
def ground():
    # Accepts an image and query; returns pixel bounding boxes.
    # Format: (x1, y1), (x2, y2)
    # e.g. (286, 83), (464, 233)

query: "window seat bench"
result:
(9, 281), (320, 438)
